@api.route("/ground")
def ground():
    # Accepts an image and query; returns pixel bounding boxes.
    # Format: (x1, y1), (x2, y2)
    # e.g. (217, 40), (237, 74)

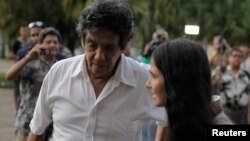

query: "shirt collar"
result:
(70, 54), (136, 87)
(70, 55), (86, 78)
(226, 65), (244, 76)
(113, 54), (136, 87)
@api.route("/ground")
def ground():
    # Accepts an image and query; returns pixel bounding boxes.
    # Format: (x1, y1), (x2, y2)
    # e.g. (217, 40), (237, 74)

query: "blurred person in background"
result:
(9, 23), (30, 60)
(8, 23), (30, 111)
(239, 45), (250, 74)
(11, 21), (44, 114)
(58, 44), (73, 58)
(208, 35), (231, 96)
(17, 21), (44, 61)
(215, 48), (250, 124)
(13, 21), (67, 113)
(5, 27), (62, 141)
(208, 35), (231, 72)
(142, 29), (168, 64)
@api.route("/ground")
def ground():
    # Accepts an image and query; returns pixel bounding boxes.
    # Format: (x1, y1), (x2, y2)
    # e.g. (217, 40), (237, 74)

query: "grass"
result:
(0, 71), (13, 88)
(0, 72), (5, 80)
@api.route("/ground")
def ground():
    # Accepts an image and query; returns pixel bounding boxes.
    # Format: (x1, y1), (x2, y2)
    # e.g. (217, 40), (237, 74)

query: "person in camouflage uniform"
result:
(5, 27), (62, 141)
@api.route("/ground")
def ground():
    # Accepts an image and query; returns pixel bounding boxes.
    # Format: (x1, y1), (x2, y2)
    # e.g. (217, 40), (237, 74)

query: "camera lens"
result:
(40, 48), (52, 55)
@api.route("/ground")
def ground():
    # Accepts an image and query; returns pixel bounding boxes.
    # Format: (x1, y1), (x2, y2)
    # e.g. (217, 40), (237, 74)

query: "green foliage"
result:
(1, 0), (250, 51)
(0, 72), (5, 81)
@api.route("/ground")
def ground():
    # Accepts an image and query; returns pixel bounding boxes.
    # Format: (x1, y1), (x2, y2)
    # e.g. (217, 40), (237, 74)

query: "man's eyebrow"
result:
(86, 38), (96, 44)
(104, 43), (116, 48)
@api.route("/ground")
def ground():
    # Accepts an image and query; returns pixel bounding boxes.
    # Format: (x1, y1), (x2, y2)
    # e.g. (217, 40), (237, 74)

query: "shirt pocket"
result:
(109, 118), (139, 141)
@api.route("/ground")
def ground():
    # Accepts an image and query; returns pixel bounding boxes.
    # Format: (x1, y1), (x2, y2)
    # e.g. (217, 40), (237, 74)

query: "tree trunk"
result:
(148, 0), (155, 38)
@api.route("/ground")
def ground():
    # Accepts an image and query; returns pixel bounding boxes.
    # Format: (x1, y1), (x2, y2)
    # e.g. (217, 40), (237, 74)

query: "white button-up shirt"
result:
(30, 54), (167, 141)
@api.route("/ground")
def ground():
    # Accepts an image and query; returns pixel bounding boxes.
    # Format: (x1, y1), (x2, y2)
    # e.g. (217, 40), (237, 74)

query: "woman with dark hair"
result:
(146, 39), (232, 141)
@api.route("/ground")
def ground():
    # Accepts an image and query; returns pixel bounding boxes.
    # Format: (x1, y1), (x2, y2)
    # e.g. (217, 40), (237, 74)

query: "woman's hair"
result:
(152, 39), (213, 140)
(76, 0), (134, 50)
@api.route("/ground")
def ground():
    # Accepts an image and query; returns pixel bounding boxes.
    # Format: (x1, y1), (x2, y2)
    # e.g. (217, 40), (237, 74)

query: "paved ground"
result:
(0, 88), (15, 141)
(0, 59), (16, 141)
(0, 59), (15, 73)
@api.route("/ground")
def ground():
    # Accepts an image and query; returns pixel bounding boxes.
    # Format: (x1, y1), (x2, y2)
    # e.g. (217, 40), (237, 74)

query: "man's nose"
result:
(48, 42), (58, 48)
(94, 47), (105, 60)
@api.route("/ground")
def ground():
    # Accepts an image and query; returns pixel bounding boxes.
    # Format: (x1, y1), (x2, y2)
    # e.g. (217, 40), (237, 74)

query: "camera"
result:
(144, 40), (163, 57)
(218, 28), (228, 54)
(40, 48), (52, 55)
(218, 43), (226, 54)
(218, 36), (226, 54)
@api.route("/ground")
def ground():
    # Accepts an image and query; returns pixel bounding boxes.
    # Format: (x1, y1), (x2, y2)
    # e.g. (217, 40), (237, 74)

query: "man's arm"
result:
(5, 44), (40, 80)
(27, 132), (44, 141)
(155, 126), (168, 141)
(143, 44), (150, 56)
(5, 56), (31, 80)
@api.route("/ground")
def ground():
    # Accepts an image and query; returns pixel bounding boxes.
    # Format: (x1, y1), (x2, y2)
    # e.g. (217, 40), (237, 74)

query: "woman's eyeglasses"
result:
(28, 21), (44, 28)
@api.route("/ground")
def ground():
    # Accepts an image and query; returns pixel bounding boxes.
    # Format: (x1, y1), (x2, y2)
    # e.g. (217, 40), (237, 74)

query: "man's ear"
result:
(81, 38), (85, 47)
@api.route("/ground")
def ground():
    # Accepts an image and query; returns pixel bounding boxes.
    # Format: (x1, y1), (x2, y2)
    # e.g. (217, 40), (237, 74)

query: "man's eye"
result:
(87, 43), (97, 49)
(45, 41), (51, 44)
(88, 43), (94, 47)
(106, 47), (115, 51)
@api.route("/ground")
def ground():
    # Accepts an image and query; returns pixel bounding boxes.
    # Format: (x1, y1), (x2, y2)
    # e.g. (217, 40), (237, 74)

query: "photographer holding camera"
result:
(142, 29), (168, 64)
(5, 27), (61, 141)
(208, 35), (231, 95)
(208, 35), (231, 68)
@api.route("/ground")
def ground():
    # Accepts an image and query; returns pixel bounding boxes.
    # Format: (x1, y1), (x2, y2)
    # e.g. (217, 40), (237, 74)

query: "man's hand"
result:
(155, 126), (168, 141)
(27, 132), (45, 141)
(25, 44), (43, 61)
(212, 72), (222, 86)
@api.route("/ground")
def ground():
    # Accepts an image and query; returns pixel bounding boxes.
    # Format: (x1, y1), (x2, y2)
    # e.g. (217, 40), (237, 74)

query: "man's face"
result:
(41, 35), (60, 57)
(239, 47), (249, 60)
(229, 50), (243, 68)
(30, 27), (42, 44)
(19, 26), (29, 40)
(82, 30), (122, 79)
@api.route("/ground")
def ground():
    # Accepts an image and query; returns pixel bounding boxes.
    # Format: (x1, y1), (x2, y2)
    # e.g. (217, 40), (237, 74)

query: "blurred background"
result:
(1, 0), (250, 58)
(1, 0), (250, 140)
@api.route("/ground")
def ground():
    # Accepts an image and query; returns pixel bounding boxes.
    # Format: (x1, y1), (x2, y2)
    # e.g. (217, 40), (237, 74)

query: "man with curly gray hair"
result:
(28, 1), (166, 141)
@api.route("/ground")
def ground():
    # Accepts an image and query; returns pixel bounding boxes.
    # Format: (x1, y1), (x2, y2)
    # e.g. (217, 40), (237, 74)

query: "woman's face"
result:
(145, 58), (167, 107)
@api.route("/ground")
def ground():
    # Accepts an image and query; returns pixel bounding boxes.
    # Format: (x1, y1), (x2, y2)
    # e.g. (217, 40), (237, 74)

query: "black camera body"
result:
(40, 48), (52, 56)
(218, 28), (228, 54)
(218, 36), (226, 54)
(144, 40), (163, 57)
(218, 42), (226, 54)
